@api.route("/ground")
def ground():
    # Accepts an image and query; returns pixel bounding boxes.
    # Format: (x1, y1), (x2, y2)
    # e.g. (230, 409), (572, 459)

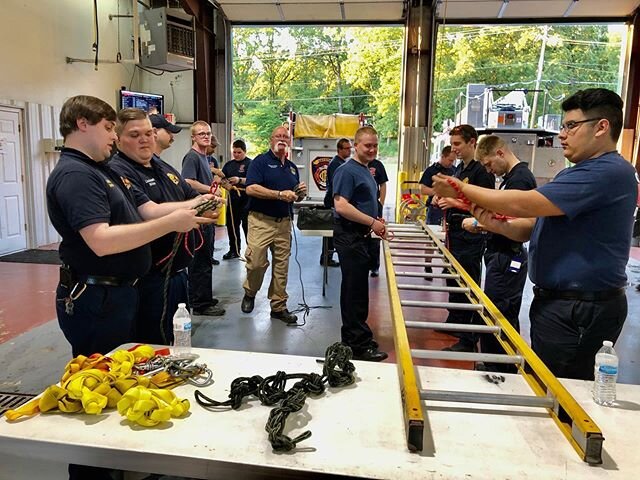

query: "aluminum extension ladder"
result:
(382, 221), (604, 465)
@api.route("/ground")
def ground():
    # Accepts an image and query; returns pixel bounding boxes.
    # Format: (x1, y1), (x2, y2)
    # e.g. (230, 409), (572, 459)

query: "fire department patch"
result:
(167, 172), (180, 185)
(120, 177), (132, 189)
(311, 156), (331, 190)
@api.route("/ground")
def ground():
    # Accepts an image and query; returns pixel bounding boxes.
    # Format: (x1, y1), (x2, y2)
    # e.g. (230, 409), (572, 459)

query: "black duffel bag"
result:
(296, 207), (334, 230)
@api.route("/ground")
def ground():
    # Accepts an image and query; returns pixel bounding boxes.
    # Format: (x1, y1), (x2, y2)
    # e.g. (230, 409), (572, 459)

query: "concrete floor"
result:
(1, 225), (640, 396)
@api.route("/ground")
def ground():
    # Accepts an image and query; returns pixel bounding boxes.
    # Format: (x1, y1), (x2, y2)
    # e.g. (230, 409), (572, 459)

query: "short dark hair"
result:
(59, 95), (116, 139)
(441, 145), (452, 156)
(232, 139), (247, 151)
(115, 108), (148, 135)
(449, 124), (478, 143)
(354, 126), (378, 144)
(336, 137), (351, 151)
(561, 88), (624, 141)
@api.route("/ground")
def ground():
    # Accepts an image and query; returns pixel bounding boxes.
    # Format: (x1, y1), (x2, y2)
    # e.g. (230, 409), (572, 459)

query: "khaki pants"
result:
(243, 211), (292, 312)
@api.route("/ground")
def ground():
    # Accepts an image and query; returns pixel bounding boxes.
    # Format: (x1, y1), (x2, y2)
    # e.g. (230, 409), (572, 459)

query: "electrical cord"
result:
(287, 217), (331, 328)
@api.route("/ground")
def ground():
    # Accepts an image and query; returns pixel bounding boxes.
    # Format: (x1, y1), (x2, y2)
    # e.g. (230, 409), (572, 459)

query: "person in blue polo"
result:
(333, 126), (388, 362)
(433, 88), (638, 380)
(241, 126), (307, 323)
(110, 110), (219, 345)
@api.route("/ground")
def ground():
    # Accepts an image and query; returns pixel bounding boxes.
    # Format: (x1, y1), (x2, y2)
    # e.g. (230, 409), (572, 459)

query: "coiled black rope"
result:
(194, 342), (356, 451)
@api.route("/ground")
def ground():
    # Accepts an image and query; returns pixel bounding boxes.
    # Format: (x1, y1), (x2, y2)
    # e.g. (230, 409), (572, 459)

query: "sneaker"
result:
(241, 295), (255, 313)
(223, 251), (239, 260)
(370, 269), (379, 278)
(442, 339), (476, 353)
(212, 258), (220, 265)
(270, 309), (298, 324)
(352, 347), (388, 362)
(193, 304), (225, 316)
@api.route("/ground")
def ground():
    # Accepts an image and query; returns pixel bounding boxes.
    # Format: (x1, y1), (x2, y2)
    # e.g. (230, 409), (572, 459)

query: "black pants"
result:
(57, 282), (136, 480)
(334, 223), (374, 353)
(56, 283), (138, 358)
(530, 293), (627, 380)
(189, 224), (214, 310)
(226, 199), (248, 255)
(480, 248), (528, 372)
(137, 269), (189, 345)
(367, 237), (381, 271)
(321, 236), (336, 262)
(445, 230), (485, 342)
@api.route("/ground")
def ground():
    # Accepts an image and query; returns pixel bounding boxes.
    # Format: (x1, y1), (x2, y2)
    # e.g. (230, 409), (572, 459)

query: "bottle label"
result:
(174, 321), (191, 332)
(598, 365), (617, 375)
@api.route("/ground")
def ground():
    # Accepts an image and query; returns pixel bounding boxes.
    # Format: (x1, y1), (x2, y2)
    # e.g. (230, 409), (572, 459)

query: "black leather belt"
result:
(77, 275), (139, 287)
(533, 286), (625, 301)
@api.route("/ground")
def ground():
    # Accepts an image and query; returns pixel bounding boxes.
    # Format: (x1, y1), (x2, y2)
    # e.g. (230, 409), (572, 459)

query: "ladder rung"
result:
(389, 239), (436, 244)
(398, 284), (468, 293)
(391, 234), (431, 239)
(389, 245), (439, 251)
(395, 271), (460, 279)
(391, 252), (445, 258)
(405, 321), (499, 333)
(393, 261), (451, 268)
(401, 300), (483, 311)
(420, 390), (555, 409)
(411, 349), (523, 364)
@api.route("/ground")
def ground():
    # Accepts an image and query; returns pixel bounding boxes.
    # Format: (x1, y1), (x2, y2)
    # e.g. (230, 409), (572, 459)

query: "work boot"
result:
(192, 304), (225, 316)
(352, 347), (388, 362)
(370, 269), (379, 278)
(241, 295), (255, 313)
(270, 309), (298, 324)
(223, 251), (239, 260)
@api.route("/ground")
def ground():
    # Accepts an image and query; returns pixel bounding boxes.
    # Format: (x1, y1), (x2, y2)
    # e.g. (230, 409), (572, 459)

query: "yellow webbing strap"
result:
(3, 344), (184, 425)
(117, 386), (190, 427)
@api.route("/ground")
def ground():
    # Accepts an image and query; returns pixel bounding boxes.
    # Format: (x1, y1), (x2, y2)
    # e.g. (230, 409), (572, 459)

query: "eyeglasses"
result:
(195, 132), (212, 138)
(559, 118), (600, 133)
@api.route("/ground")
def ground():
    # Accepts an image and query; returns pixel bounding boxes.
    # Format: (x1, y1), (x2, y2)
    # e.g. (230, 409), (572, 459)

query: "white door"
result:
(0, 107), (27, 255)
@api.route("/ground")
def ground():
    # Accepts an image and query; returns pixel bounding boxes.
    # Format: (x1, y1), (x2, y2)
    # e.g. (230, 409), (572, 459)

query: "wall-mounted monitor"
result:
(118, 89), (164, 114)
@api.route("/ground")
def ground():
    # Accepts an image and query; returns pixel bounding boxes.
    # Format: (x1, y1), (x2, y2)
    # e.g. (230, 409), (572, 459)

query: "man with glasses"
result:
(321, 137), (353, 267)
(181, 121), (225, 317)
(241, 126), (307, 324)
(432, 88), (638, 380)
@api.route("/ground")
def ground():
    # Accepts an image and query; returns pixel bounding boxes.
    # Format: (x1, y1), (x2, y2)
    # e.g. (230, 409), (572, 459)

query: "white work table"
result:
(1, 347), (639, 479)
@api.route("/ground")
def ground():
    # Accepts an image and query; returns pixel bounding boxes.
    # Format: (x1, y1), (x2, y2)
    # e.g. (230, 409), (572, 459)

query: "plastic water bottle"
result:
(172, 303), (192, 357)
(593, 340), (618, 406)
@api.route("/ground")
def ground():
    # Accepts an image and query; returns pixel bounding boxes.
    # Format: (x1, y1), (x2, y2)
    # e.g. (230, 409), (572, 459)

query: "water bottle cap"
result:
(178, 303), (186, 308)
(603, 340), (613, 347)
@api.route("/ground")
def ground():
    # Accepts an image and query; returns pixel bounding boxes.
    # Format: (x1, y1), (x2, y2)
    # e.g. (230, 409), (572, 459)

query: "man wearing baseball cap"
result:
(150, 113), (182, 152)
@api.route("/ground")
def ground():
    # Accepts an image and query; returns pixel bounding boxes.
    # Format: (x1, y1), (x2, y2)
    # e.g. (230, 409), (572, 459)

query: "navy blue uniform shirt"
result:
(419, 162), (456, 205)
(487, 162), (537, 251)
(323, 155), (347, 208)
(46, 148), (151, 278)
(246, 149), (300, 218)
(530, 151), (638, 291)
(222, 157), (252, 204)
(182, 149), (213, 186)
(333, 159), (378, 219)
(110, 152), (198, 273)
(446, 159), (495, 221)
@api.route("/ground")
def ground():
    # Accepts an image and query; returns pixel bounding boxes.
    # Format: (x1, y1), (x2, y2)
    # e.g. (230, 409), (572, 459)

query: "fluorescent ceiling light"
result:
(563, 0), (579, 17)
(497, 0), (509, 19)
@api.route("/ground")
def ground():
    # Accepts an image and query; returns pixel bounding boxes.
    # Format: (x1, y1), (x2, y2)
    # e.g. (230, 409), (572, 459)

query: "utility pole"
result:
(530, 25), (549, 128)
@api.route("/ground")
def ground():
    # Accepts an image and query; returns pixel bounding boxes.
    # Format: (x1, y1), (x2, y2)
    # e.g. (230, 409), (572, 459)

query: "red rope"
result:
(445, 178), (514, 221)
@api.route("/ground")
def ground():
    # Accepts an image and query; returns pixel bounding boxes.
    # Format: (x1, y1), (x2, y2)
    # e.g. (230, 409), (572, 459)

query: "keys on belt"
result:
(59, 266), (138, 315)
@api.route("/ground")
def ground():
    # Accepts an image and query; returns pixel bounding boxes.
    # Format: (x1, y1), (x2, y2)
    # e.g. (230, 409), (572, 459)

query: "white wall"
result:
(0, 0), (137, 109)
(0, 0), (197, 247)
